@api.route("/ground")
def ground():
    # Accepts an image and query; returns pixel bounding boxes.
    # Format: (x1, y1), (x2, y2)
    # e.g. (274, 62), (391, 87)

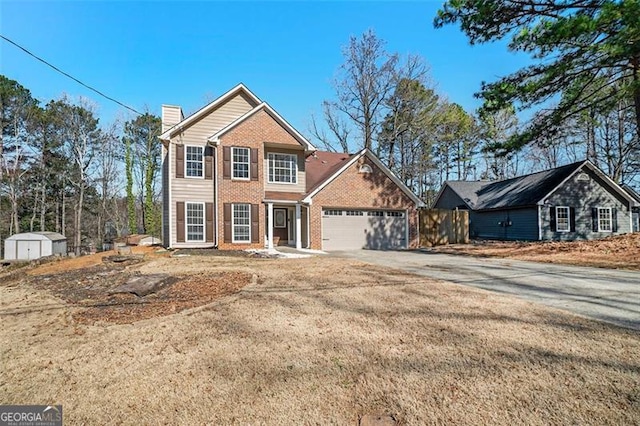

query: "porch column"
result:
(295, 203), (302, 249)
(267, 203), (274, 249)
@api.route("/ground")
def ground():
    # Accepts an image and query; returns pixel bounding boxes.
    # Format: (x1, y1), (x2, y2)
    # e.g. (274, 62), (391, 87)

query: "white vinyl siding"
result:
(556, 206), (570, 232)
(598, 207), (612, 232)
(186, 202), (205, 242)
(233, 204), (251, 242)
(185, 146), (204, 178)
(232, 147), (250, 180)
(268, 153), (298, 184)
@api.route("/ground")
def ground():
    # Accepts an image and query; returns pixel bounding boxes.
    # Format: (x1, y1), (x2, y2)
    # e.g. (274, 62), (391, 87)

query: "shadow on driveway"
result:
(331, 249), (640, 331)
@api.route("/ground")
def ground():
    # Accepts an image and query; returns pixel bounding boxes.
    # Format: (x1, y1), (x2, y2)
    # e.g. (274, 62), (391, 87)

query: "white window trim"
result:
(597, 207), (613, 232)
(267, 152), (298, 184)
(232, 203), (251, 243)
(185, 202), (205, 242)
(232, 147), (250, 181)
(556, 206), (571, 232)
(185, 145), (204, 179)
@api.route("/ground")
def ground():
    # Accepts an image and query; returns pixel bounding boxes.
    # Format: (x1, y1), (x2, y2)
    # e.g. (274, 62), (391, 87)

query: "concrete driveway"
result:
(334, 250), (640, 330)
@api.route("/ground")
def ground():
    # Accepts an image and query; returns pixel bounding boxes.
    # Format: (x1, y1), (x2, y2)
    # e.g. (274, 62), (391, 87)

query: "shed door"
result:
(321, 209), (407, 251)
(17, 240), (41, 260)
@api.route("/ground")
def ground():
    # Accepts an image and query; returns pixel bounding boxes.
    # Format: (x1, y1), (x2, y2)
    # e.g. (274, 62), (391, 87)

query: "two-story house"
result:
(160, 84), (423, 251)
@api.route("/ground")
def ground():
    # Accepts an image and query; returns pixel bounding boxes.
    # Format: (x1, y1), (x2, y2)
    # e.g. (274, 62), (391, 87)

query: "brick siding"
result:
(309, 156), (419, 250)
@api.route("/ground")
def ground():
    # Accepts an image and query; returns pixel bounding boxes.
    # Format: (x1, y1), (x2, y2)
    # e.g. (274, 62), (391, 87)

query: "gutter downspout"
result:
(168, 142), (173, 249)
(213, 145), (219, 249)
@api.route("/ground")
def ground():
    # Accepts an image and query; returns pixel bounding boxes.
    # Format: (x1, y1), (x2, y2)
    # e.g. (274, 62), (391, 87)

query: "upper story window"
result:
(186, 146), (204, 177)
(232, 147), (250, 180)
(598, 207), (612, 232)
(556, 206), (570, 232)
(268, 153), (297, 184)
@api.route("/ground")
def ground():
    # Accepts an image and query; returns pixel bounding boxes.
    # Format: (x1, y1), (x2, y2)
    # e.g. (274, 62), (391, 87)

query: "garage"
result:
(321, 209), (407, 251)
(3, 232), (67, 261)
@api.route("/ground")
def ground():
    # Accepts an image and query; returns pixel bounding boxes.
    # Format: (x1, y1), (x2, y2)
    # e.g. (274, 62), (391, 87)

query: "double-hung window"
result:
(232, 204), (251, 242)
(232, 147), (250, 180)
(268, 153), (297, 184)
(598, 207), (612, 232)
(186, 203), (204, 242)
(186, 146), (204, 177)
(556, 206), (570, 232)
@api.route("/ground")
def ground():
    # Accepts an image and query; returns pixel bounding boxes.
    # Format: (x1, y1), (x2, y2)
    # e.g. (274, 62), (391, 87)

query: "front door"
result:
(273, 208), (288, 246)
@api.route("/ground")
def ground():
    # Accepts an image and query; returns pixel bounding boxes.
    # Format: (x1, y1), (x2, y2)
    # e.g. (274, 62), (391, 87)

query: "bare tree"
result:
(331, 29), (398, 152)
(309, 102), (351, 153)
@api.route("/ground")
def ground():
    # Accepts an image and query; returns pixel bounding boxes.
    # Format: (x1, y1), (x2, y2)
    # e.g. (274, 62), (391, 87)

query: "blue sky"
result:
(1, 1), (530, 134)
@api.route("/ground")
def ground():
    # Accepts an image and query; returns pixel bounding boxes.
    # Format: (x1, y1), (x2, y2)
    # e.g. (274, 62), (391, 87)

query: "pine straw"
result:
(1, 255), (639, 425)
(434, 233), (640, 270)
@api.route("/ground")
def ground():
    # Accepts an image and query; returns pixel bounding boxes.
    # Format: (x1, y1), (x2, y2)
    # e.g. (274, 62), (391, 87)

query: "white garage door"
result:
(322, 209), (407, 251)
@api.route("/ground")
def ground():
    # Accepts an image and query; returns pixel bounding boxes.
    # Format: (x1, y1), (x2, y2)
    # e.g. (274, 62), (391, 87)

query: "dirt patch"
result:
(72, 271), (250, 324)
(431, 233), (640, 270)
(24, 245), (165, 276)
(16, 253), (251, 324)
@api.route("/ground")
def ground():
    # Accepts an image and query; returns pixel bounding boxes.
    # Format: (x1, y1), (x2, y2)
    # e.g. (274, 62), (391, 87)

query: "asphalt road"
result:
(334, 250), (640, 331)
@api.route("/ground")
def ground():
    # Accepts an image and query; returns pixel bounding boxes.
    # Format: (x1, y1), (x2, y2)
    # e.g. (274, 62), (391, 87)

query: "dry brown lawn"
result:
(1, 253), (639, 425)
(433, 233), (640, 270)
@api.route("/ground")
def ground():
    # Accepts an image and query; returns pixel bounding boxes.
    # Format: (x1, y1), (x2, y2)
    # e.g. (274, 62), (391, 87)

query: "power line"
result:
(1, 34), (142, 116)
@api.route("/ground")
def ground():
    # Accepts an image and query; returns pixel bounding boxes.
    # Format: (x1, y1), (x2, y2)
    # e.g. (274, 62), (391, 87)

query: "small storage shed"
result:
(3, 232), (67, 261)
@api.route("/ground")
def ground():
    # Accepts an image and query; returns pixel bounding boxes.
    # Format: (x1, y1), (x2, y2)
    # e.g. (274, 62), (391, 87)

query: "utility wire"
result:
(1, 34), (142, 116)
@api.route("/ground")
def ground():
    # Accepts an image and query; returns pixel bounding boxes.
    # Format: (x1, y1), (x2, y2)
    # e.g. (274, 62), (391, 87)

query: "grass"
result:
(1, 254), (639, 425)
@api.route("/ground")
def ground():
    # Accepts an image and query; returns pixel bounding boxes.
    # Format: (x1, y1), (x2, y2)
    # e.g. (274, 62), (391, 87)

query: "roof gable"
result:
(208, 103), (316, 151)
(160, 83), (261, 140)
(303, 149), (424, 206)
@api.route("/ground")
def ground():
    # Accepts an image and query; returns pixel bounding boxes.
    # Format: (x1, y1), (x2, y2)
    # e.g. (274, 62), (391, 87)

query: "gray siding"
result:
(540, 167), (632, 240)
(470, 208), (539, 241)
(433, 186), (468, 209)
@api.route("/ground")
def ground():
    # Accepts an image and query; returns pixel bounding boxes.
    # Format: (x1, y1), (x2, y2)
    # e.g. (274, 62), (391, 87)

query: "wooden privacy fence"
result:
(420, 209), (469, 246)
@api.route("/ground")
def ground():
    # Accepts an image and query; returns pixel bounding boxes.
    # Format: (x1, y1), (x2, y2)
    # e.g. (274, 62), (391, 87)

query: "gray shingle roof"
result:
(446, 161), (585, 210)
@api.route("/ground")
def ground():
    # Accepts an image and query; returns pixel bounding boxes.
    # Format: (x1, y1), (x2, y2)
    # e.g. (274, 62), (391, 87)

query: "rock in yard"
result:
(109, 274), (175, 297)
(102, 254), (144, 266)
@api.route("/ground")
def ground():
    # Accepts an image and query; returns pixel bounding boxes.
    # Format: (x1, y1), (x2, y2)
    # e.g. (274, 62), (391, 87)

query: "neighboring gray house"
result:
(433, 160), (638, 241)
(623, 184), (640, 232)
